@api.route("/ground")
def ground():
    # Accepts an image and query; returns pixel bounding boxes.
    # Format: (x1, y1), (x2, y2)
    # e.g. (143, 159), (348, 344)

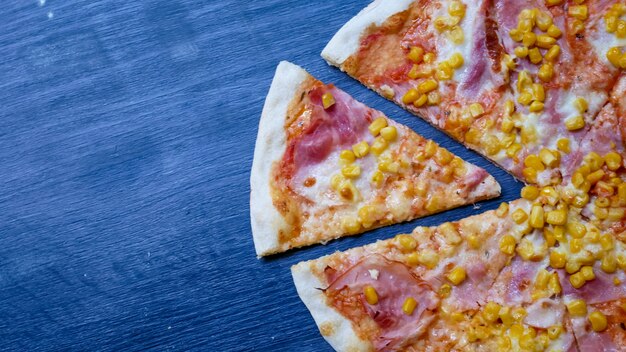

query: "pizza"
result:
(286, 0), (626, 350)
(250, 61), (500, 256)
(292, 194), (626, 351)
(321, 0), (626, 187)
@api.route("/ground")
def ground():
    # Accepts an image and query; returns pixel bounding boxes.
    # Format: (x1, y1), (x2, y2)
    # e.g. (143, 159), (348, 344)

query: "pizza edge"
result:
(321, 0), (413, 67)
(292, 260), (375, 352)
(250, 61), (311, 257)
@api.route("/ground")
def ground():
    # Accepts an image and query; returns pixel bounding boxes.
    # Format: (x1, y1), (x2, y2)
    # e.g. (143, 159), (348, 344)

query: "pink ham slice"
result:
(293, 86), (371, 170)
(569, 315), (621, 352)
(559, 267), (626, 305)
(326, 254), (439, 351)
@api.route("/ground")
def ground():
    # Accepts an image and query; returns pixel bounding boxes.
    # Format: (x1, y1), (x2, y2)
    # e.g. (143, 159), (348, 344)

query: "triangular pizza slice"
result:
(250, 61), (500, 256)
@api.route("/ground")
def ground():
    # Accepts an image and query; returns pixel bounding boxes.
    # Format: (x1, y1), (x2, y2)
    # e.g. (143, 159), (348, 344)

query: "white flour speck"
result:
(47, 11), (53, 19)
(38, 0), (46, 6)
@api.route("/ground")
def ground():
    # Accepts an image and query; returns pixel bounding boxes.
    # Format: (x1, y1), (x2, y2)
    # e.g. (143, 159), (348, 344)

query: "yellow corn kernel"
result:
(341, 216), (361, 234)
(554, 225), (566, 241)
(618, 183), (626, 204)
(339, 149), (356, 164)
(525, 154), (546, 171)
(418, 79), (438, 94)
(585, 151), (604, 171)
(512, 208), (529, 224)
(510, 323), (524, 338)
(408, 46), (424, 63)
(618, 20), (626, 38)
(549, 272), (562, 294)
(507, 144), (522, 159)
(447, 266), (467, 285)
(499, 234), (517, 255)
(483, 302), (501, 323)
(519, 334), (535, 349)
(548, 325), (562, 340)
(573, 98), (588, 115)
(535, 269), (551, 290)
(536, 35), (556, 49)
(438, 283), (452, 298)
(606, 14), (618, 33)
(543, 45), (560, 62)
(530, 205), (545, 228)
(518, 70), (532, 89)
(522, 32), (537, 48)
(550, 251), (566, 268)
(529, 100), (544, 112)
(427, 91), (441, 105)
(566, 260), (581, 274)
(607, 47), (622, 68)
(371, 170), (384, 188)
(449, 53), (464, 68)
(434, 16), (448, 32)
(408, 65), (431, 80)
(572, 172), (585, 188)
(605, 151), (622, 171)
(567, 221), (587, 238)
(418, 249), (439, 269)
(402, 297), (418, 315)
(402, 88), (420, 104)
(439, 223), (462, 245)
(538, 63), (554, 82)
(447, 26), (465, 44)
(496, 202), (510, 218)
(352, 141), (370, 158)
(370, 137), (388, 156)
(569, 5), (588, 21)
(368, 117), (388, 136)
(587, 169), (606, 184)
(570, 238), (583, 253)
(322, 92), (335, 109)
(342, 164), (361, 178)
(595, 207), (609, 220)
(546, 209), (567, 226)
(547, 24), (562, 38)
(579, 266), (595, 281)
(519, 18), (534, 32)
(569, 272), (586, 289)
(358, 205), (379, 227)
(467, 234), (480, 249)
(510, 28), (523, 41)
(436, 61), (454, 81)
(565, 115), (585, 131)
(544, 228), (556, 247)
(529, 47), (543, 64)
(601, 252), (617, 273)
(515, 45), (529, 58)
(518, 91), (533, 105)
(536, 10), (553, 31)
(512, 307), (527, 321)
(557, 138), (571, 153)
(379, 126), (397, 142)
(363, 285), (379, 305)
(406, 252), (420, 266)
(424, 140), (438, 158)
(589, 311), (608, 332)
(434, 148), (454, 166)
(503, 54), (516, 70)
(448, 0), (466, 17)
(542, 148), (561, 168)
(396, 234), (417, 251)
(414, 94), (428, 107)
(617, 254), (626, 270)
(521, 185), (539, 200)
(572, 193), (590, 208)
(378, 159), (399, 173)
(521, 125), (537, 144)
(499, 307), (514, 326)
(567, 299), (587, 316)
(532, 83), (545, 102)
(468, 102), (484, 118)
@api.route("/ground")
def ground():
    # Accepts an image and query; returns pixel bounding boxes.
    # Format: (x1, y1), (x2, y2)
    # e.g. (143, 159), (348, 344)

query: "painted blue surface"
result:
(0, 1), (522, 351)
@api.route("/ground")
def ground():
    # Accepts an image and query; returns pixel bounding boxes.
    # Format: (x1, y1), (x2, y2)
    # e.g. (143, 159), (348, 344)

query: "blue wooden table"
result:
(0, 1), (522, 350)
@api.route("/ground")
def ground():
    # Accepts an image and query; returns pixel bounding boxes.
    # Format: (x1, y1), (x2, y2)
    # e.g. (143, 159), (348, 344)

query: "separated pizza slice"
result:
(250, 61), (500, 256)
(291, 201), (530, 351)
(321, 0), (626, 187)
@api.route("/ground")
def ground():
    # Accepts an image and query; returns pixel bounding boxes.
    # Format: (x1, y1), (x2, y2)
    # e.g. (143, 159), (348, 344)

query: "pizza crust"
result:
(321, 0), (413, 66)
(468, 173), (501, 202)
(291, 260), (374, 352)
(250, 61), (310, 257)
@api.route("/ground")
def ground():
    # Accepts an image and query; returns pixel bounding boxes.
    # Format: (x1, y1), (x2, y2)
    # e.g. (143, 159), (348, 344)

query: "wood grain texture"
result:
(0, 0), (522, 351)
